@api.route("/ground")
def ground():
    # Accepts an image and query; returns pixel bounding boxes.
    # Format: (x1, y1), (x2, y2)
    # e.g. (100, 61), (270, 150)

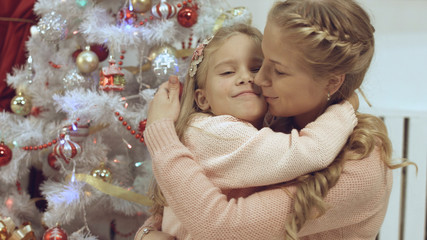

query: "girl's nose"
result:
(238, 72), (255, 85)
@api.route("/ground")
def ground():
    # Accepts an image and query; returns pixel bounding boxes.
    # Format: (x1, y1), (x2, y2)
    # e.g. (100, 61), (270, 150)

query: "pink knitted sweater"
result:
(159, 102), (357, 238)
(138, 103), (392, 239)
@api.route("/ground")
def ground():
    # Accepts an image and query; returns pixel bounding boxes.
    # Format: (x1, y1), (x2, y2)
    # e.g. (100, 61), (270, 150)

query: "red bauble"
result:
(72, 49), (83, 62)
(90, 44), (109, 62)
(47, 152), (60, 170)
(118, 8), (137, 24)
(43, 226), (68, 240)
(177, 6), (198, 28)
(0, 142), (12, 167)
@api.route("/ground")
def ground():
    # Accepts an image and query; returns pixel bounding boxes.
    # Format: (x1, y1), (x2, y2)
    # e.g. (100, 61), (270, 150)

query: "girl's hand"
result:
(141, 230), (176, 240)
(146, 76), (181, 127)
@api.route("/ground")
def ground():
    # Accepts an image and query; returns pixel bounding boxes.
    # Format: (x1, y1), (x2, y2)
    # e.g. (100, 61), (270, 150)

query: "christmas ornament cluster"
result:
(1, 0), (252, 239)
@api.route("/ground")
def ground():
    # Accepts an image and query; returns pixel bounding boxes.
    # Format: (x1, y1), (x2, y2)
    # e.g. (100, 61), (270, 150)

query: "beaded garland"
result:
(114, 111), (147, 143)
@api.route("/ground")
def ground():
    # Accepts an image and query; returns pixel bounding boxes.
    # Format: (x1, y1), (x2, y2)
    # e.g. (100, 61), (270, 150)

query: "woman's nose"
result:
(254, 64), (270, 87)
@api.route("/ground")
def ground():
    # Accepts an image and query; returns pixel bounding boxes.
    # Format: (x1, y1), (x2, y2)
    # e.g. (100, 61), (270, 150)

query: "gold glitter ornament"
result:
(90, 162), (113, 183)
(131, 0), (152, 13)
(11, 92), (32, 116)
(213, 7), (251, 33)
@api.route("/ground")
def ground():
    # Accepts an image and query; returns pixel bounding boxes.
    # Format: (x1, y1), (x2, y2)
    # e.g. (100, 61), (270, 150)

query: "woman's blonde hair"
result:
(268, 0), (416, 239)
(148, 23), (263, 216)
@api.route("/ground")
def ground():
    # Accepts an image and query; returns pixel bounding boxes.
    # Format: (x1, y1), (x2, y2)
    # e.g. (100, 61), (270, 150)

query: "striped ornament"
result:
(53, 135), (81, 163)
(61, 124), (89, 143)
(151, 0), (177, 19)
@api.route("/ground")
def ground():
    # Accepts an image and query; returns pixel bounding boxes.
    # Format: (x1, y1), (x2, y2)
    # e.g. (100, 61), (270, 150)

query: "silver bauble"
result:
(152, 51), (179, 87)
(37, 11), (68, 42)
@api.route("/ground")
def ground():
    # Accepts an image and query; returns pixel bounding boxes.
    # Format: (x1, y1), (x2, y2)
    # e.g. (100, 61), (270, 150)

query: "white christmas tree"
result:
(0, 0), (251, 239)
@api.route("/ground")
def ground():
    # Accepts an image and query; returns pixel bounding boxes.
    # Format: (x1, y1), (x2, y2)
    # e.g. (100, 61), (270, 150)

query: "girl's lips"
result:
(233, 91), (259, 97)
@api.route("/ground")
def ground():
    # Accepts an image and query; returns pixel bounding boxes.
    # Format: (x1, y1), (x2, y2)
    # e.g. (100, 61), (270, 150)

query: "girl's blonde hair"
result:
(148, 24), (263, 216)
(268, 0), (416, 239)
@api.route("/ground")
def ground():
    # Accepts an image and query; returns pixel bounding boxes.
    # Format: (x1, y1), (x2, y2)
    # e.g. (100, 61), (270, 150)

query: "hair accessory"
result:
(189, 35), (214, 78)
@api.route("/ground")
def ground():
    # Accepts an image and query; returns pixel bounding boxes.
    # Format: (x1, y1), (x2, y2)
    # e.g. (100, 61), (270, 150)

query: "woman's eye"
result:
(251, 67), (260, 73)
(274, 69), (286, 75)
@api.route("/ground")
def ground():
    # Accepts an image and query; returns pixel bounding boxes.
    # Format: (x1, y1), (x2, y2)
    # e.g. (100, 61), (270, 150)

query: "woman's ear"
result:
(194, 89), (210, 111)
(327, 74), (345, 95)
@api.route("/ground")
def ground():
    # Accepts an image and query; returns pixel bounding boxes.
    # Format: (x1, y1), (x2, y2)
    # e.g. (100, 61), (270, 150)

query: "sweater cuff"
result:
(344, 100), (358, 127)
(143, 119), (181, 154)
(330, 100), (358, 127)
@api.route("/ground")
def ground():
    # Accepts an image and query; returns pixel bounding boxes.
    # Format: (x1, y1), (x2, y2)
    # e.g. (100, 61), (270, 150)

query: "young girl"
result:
(141, 0), (415, 239)
(136, 24), (358, 239)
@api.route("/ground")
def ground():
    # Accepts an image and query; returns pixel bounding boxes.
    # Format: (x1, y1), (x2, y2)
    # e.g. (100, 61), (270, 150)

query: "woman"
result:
(139, 0), (413, 239)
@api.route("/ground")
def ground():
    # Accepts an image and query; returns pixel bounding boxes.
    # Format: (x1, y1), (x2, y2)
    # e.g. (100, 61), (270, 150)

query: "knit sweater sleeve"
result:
(184, 101), (357, 188)
(144, 120), (391, 239)
(134, 214), (163, 240)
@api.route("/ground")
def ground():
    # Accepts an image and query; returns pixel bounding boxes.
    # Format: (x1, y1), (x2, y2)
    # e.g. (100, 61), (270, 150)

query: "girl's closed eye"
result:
(220, 70), (235, 76)
(250, 66), (261, 73)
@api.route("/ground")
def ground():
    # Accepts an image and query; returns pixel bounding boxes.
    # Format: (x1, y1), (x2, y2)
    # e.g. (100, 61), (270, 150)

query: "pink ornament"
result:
(151, 0), (177, 19)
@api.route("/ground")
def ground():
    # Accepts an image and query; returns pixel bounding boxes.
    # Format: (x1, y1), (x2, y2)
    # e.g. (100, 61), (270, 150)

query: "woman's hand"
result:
(146, 75), (181, 127)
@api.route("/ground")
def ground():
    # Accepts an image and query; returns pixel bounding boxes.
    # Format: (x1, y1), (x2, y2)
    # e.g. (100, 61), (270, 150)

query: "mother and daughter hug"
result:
(135, 0), (415, 239)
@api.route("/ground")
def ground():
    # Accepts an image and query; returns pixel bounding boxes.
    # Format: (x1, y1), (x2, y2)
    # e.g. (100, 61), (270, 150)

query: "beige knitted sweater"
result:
(137, 102), (391, 239)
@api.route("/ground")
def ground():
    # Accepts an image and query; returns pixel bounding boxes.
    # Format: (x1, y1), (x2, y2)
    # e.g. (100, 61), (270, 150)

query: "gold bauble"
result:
(0, 228), (7, 240)
(213, 7), (252, 33)
(131, 0), (151, 13)
(90, 163), (113, 183)
(0, 217), (15, 240)
(11, 92), (32, 116)
(76, 46), (99, 74)
(10, 225), (36, 240)
(148, 44), (177, 62)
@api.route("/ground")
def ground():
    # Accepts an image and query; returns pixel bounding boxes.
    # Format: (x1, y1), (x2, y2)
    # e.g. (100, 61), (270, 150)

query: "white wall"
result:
(227, 0), (427, 114)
